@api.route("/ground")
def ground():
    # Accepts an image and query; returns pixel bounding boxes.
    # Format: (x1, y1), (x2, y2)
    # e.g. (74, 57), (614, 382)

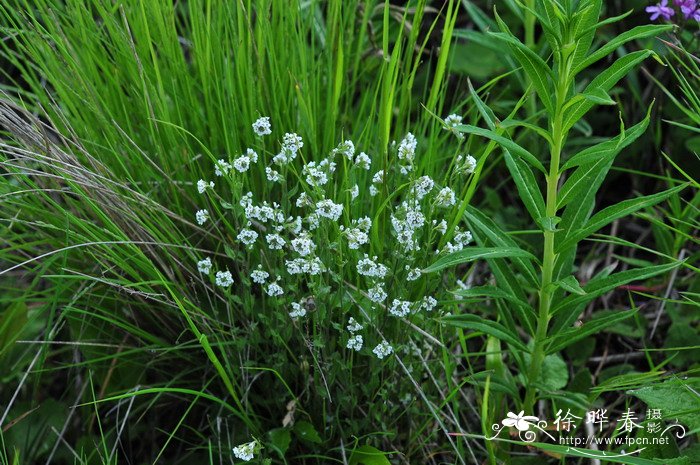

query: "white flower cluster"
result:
(191, 116), (473, 362)
(345, 316), (364, 351)
(303, 158), (336, 187)
(273, 133), (304, 165)
(443, 113), (465, 140)
(197, 179), (214, 194)
(289, 300), (307, 319)
(397, 132), (417, 175)
(456, 154), (477, 174)
(444, 227), (473, 254)
(232, 440), (257, 462)
(373, 340), (393, 359)
(252, 116), (272, 136)
(215, 270), (233, 288)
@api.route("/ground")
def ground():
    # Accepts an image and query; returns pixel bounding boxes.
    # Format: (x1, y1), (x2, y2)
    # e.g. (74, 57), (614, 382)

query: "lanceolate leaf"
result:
(568, 0), (601, 73)
(423, 247), (536, 273)
(468, 79), (497, 131)
(562, 109), (651, 170)
(441, 314), (529, 352)
(488, 29), (554, 114)
(546, 309), (637, 354)
(574, 24), (673, 75)
(557, 184), (688, 253)
(456, 124), (546, 173)
(551, 275), (586, 296)
(503, 149), (546, 223)
(562, 50), (653, 133)
(465, 207), (540, 287)
(452, 285), (531, 310)
(550, 261), (681, 333)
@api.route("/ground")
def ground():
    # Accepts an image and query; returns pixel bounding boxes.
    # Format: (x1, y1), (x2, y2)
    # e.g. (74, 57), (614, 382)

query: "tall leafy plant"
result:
(430, 0), (681, 414)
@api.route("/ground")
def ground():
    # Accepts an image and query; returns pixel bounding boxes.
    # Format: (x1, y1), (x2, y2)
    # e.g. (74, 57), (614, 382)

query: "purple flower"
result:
(675, 0), (700, 18)
(646, 0), (676, 20)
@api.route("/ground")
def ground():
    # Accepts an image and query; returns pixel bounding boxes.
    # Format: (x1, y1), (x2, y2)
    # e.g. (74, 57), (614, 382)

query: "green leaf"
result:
(348, 445), (392, 465)
(423, 247), (537, 274)
(574, 24), (673, 75)
(537, 215), (561, 232)
(293, 420), (322, 444)
(540, 353), (569, 390)
(456, 124), (546, 173)
(557, 184), (688, 253)
(488, 26), (554, 114)
(568, 0), (601, 72)
(267, 428), (291, 457)
(580, 87), (616, 106)
(562, 50), (653, 133)
(546, 309), (636, 354)
(550, 261), (680, 333)
(629, 379), (700, 432)
(503, 149), (545, 223)
(465, 207), (540, 289)
(468, 79), (497, 131)
(452, 285), (530, 310)
(441, 314), (528, 352)
(561, 108), (650, 171)
(464, 208), (538, 334)
(552, 275), (586, 295)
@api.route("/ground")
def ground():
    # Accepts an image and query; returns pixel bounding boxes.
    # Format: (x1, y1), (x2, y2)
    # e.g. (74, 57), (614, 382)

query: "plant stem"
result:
(523, 58), (569, 413)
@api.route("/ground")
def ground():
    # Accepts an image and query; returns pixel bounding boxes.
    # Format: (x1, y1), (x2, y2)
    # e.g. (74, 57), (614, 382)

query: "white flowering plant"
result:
(192, 118), (478, 363)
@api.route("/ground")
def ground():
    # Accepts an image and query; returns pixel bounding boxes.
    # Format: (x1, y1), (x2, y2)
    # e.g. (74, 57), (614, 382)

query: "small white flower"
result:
(372, 170), (384, 184)
(397, 133), (417, 162)
(435, 187), (456, 208)
(266, 233), (286, 250)
(367, 283), (387, 303)
(412, 176), (435, 200)
(346, 334), (363, 351)
(197, 257), (212, 274)
(197, 179), (214, 194)
(289, 301), (307, 318)
(356, 255), (388, 279)
(252, 116), (272, 136)
(389, 299), (412, 317)
(350, 184), (359, 201)
(373, 341), (393, 359)
(285, 257), (324, 275)
(250, 266), (269, 284)
(347, 317), (363, 332)
(434, 219), (448, 235)
(196, 209), (209, 225)
(355, 216), (372, 232)
(315, 199), (343, 221)
(406, 267), (421, 281)
(354, 151), (371, 170)
(291, 233), (315, 256)
(215, 270), (234, 287)
(266, 280), (284, 297)
(232, 440), (257, 462)
(369, 185), (379, 197)
(420, 296), (438, 312)
(462, 154), (477, 174)
(266, 166), (281, 182)
(333, 140), (355, 160)
(237, 228), (259, 248)
(214, 159), (231, 176)
(233, 155), (251, 172)
(345, 228), (369, 250)
(444, 113), (465, 140)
